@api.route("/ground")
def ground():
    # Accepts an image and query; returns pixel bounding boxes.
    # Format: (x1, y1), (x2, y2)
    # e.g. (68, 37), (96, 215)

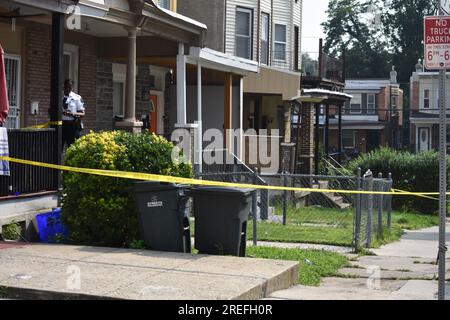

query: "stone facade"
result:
(96, 60), (114, 131)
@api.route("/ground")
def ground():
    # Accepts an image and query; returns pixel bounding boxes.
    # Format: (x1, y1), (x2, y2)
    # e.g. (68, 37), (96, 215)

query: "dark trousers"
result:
(62, 120), (81, 148)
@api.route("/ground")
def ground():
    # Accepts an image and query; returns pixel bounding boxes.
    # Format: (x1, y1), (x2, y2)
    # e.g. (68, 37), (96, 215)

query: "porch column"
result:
(49, 12), (64, 194)
(239, 76), (244, 159)
(315, 103), (320, 176)
(116, 27), (142, 133)
(224, 73), (233, 152)
(338, 104), (343, 164)
(177, 43), (187, 125)
(325, 104), (330, 157)
(197, 62), (202, 173)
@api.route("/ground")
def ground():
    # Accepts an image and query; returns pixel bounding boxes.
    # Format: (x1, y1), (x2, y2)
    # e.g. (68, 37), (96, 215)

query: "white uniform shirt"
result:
(62, 91), (85, 121)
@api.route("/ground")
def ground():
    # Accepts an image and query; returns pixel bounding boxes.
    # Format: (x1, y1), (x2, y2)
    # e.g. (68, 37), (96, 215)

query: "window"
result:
(274, 24), (287, 61)
(424, 89), (430, 109)
(112, 63), (126, 117)
(63, 44), (79, 92)
(158, 0), (171, 10)
(261, 13), (270, 65)
(350, 93), (362, 114)
(367, 93), (376, 114)
(235, 8), (253, 60)
(4, 54), (21, 129)
(342, 130), (355, 149)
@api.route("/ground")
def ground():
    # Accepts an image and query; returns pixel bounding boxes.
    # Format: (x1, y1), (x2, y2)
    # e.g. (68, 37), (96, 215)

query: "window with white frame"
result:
(350, 93), (362, 114)
(367, 93), (376, 114)
(424, 89), (430, 109)
(63, 44), (79, 92)
(274, 24), (287, 61)
(342, 130), (355, 149)
(261, 13), (270, 65)
(158, 0), (171, 10)
(112, 63), (126, 117)
(235, 7), (253, 60)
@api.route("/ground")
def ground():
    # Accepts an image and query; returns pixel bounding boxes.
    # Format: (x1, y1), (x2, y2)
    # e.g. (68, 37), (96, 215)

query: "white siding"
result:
(225, 0), (302, 72)
(226, 0), (258, 61)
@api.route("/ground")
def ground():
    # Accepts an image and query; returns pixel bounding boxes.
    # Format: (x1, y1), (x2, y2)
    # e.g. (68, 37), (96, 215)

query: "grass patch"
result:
(190, 207), (439, 249)
(246, 246), (348, 286)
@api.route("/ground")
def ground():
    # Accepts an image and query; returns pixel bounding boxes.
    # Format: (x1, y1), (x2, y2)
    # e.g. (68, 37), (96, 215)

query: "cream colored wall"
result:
(0, 23), (23, 54)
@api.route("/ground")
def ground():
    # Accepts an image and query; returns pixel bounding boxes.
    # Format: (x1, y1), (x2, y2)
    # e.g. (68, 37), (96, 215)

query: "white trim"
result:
(416, 125), (432, 153)
(63, 44), (79, 92)
(188, 47), (258, 75)
(150, 90), (165, 135)
(4, 53), (21, 129)
(235, 7), (253, 60)
(273, 23), (287, 63)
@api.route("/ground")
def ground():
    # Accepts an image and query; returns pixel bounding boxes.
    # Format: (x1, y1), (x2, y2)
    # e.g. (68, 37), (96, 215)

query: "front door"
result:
(149, 94), (158, 134)
(418, 127), (430, 152)
(367, 130), (380, 153)
(4, 54), (21, 129)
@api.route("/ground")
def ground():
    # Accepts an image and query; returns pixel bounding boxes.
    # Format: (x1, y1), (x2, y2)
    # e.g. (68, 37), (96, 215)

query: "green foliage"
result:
(347, 147), (445, 214)
(246, 246), (348, 286)
(129, 240), (146, 250)
(2, 221), (21, 241)
(61, 131), (193, 248)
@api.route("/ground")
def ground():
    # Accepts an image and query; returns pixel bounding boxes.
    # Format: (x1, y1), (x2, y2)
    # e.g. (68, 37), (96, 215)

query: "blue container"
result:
(36, 209), (69, 243)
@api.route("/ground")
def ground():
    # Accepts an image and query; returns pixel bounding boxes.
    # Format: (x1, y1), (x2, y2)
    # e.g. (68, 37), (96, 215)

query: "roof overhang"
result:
(243, 66), (301, 100)
(187, 47), (258, 76)
(294, 89), (353, 104)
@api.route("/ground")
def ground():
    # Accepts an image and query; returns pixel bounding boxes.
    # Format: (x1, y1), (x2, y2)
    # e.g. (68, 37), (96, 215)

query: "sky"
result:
(302, 0), (330, 58)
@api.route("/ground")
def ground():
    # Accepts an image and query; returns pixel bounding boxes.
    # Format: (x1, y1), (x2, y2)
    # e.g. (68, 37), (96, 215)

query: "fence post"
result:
(388, 173), (392, 228)
(354, 168), (362, 252)
(252, 168), (258, 246)
(283, 172), (288, 226)
(378, 173), (384, 238)
(365, 170), (374, 248)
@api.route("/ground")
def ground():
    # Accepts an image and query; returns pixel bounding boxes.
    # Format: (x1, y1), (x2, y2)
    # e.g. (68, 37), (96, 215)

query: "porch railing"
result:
(0, 129), (57, 198)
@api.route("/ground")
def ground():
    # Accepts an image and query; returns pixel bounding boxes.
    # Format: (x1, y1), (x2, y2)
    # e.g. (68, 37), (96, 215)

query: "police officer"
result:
(62, 79), (85, 148)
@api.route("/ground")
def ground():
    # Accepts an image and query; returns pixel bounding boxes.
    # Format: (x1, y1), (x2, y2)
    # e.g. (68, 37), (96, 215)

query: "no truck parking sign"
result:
(424, 16), (450, 69)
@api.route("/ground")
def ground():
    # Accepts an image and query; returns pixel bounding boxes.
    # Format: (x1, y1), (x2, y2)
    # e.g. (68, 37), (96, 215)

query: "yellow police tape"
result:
(25, 121), (63, 129)
(0, 156), (445, 198)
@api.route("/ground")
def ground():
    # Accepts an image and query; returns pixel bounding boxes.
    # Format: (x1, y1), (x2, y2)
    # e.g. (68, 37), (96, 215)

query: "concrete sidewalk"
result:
(0, 242), (298, 300)
(267, 223), (450, 300)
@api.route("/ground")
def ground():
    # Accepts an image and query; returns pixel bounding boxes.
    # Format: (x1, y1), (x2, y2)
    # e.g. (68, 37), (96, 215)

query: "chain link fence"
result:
(196, 165), (393, 252)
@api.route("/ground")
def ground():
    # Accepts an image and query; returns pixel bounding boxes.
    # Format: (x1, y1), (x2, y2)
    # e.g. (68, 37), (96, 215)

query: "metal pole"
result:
(338, 104), (343, 164)
(50, 13), (64, 204)
(283, 172), (288, 226)
(252, 170), (258, 246)
(438, 1), (447, 301)
(366, 170), (374, 248)
(378, 173), (383, 237)
(354, 168), (362, 252)
(388, 172), (393, 228)
(325, 104), (330, 157)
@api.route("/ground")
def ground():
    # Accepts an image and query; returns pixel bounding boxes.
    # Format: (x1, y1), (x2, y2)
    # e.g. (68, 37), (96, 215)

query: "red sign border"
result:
(424, 15), (450, 70)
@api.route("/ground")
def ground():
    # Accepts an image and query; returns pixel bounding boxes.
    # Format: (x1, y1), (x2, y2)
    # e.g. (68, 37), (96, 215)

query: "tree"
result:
(381, 0), (436, 84)
(322, 0), (391, 78)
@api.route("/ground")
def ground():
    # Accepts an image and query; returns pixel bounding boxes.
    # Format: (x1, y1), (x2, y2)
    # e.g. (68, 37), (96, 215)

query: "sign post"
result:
(425, 8), (448, 301)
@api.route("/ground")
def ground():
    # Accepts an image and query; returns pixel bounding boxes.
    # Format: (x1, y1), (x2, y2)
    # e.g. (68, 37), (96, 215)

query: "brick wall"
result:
(297, 104), (314, 174)
(24, 24), (98, 131)
(96, 60), (113, 131)
(24, 23), (51, 128)
(411, 81), (420, 111)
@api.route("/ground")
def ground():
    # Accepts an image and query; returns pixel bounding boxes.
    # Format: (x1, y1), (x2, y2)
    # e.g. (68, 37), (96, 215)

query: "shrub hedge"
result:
(61, 131), (192, 247)
(347, 148), (446, 214)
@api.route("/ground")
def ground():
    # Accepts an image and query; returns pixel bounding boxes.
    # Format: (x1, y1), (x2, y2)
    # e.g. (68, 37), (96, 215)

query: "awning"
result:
(243, 66), (301, 101)
(187, 47), (258, 76)
(294, 89), (353, 104)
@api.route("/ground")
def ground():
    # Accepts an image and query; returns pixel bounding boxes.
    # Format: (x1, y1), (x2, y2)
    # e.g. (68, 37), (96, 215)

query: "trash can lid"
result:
(133, 181), (186, 193)
(190, 186), (254, 197)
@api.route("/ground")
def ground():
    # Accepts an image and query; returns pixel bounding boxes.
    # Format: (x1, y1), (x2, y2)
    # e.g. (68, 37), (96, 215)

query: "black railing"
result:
(0, 129), (57, 198)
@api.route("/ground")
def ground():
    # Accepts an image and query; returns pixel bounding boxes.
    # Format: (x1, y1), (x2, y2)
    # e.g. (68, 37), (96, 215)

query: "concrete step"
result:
(0, 243), (299, 300)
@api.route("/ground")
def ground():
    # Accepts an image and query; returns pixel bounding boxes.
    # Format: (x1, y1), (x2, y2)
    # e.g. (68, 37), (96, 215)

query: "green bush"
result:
(61, 131), (192, 247)
(347, 147), (446, 214)
(2, 221), (22, 241)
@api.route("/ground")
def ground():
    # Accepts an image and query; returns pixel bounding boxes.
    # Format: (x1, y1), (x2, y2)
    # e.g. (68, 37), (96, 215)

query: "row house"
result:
(0, 0), (258, 227)
(177, 0), (302, 172)
(340, 72), (404, 158)
(410, 61), (450, 153)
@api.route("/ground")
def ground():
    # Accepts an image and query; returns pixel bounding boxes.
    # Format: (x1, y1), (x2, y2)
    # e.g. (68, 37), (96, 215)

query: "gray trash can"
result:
(133, 182), (191, 253)
(190, 187), (254, 257)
